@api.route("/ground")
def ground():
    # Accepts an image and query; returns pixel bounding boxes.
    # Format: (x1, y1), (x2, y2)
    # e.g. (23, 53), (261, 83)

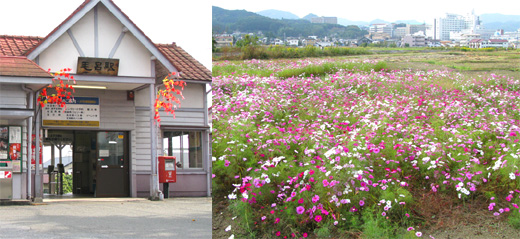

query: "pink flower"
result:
(408, 227), (414, 231)
(489, 202), (495, 211)
(322, 179), (329, 187)
(275, 218), (280, 224)
(296, 206), (305, 214)
(276, 231), (281, 236)
(511, 132), (517, 137)
(224, 160), (230, 167)
(303, 233), (308, 238)
(314, 215), (323, 222)
(298, 198), (304, 204)
(312, 195), (320, 203)
(416, 232), (422, 237)
(359, 200), (365, 206)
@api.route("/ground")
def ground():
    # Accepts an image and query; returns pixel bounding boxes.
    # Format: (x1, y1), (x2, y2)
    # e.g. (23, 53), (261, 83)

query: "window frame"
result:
(161, 129), (205, 171)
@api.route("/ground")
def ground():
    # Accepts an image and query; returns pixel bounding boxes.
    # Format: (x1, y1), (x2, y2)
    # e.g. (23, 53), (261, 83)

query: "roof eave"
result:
(27, 0), (100, 60)
(100, 0), (178, 73)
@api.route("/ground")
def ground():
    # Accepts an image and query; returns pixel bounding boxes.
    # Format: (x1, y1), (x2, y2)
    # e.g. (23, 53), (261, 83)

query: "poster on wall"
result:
(0, 127), (8, 160)
(8, 126), (21, 144)
(8, 126), (22, 172)
(31, 132), (43, 170)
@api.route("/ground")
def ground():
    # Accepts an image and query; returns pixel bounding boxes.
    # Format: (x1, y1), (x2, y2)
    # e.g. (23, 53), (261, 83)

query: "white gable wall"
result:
(112, 33), (153, 77)
(38, 33), (79, 73)
(70, 9), (95, 57)
(37, 3), (152, 78)
(97, 4), (124, 58)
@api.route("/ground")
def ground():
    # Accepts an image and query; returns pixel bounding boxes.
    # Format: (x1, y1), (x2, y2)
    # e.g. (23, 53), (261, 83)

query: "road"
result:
(0, 197), (211, 238)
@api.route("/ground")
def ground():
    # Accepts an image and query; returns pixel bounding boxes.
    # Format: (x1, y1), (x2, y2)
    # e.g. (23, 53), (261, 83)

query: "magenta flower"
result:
(359, 200), (365, 206)
(224, 160), (230, 167)
(314, 215), (323, 222)
(322, 179), (329, 187)
(312, 195), (320, 203)
(298, 198), (304, 204)
(274, 218), (280, 224)
(296, 206), (305, 214)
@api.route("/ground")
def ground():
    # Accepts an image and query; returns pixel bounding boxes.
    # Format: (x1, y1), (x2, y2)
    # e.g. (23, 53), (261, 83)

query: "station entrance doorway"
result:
(46, 130), (129, 197)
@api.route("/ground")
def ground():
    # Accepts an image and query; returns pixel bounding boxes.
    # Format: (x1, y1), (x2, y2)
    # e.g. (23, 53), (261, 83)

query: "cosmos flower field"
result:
(212, 58), (520, 238)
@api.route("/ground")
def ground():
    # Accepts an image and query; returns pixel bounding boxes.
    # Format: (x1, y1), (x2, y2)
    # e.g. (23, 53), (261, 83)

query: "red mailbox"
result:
(158, 156), (177, 183)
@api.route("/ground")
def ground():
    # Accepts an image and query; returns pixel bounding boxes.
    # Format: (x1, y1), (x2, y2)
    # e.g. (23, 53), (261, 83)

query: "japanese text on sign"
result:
(77, 57), (119, 76)
(42, 97), (100, 127)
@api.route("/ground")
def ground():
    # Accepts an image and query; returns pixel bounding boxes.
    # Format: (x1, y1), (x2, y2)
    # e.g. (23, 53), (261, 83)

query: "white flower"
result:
(228, 193), (237, 200)
(228, 235), (234, 239)
(510, 173), (516, 180)
(225, 225), (231, 231)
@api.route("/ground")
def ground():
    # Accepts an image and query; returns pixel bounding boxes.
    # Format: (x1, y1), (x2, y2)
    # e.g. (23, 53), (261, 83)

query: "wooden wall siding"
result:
(0, 85), (26, 108)
(134, 108), (152, 173)
(134, 108), (161, 173)
(158, 110), (205, 126)
(72, 90), (135, 130)
(98, 91), (135, 130)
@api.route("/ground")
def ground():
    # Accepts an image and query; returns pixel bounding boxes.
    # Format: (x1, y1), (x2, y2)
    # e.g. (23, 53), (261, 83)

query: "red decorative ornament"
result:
(154, 72), (186, 125)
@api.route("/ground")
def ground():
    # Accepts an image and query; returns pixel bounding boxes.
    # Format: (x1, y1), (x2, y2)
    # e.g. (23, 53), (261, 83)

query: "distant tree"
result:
(212, 37), (217, 52)
(236, 34), (259, 47)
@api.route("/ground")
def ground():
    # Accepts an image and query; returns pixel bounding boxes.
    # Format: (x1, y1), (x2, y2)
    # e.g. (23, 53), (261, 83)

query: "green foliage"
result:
(55, 174), (73, 194)
(235, 35), (260, 47)
(215, 46), (371, 61)
(213, 6), (367, 39)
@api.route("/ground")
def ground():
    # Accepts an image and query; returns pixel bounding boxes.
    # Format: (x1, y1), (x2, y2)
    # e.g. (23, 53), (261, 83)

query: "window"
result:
(163, 131), (203, 169)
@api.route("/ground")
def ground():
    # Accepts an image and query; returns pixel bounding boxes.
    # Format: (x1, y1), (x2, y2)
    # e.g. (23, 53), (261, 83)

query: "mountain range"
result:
(213, 6), (368, 39)
(256, 9), (520, 31)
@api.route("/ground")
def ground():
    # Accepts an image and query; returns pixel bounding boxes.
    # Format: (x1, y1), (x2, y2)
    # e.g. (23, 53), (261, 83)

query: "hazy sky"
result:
(0, 0), (211, 70)
(213, 0), (516, 23)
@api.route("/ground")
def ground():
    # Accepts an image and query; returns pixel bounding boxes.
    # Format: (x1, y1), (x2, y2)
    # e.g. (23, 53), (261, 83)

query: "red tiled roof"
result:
(1, 0), (210, 82)
(0, 35), (43, 56)
(157, 43), (211, 82)
(0, 56), (52, 78)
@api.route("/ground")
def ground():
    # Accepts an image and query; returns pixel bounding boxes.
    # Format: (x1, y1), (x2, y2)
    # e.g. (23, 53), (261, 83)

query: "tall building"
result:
(435, 11), (480, 41)
(369, 24), (394, 38)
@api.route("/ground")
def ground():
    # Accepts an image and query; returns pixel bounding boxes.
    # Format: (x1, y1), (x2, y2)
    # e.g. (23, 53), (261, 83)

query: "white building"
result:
(402, 31), (426, 47)
(287, 39), (299, 46)
(435, 11), (480, 41)
(369, 24), (394, 38)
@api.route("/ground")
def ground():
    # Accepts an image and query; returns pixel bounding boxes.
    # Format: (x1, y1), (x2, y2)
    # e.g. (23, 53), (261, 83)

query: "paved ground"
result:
(0, 197), (211, 238)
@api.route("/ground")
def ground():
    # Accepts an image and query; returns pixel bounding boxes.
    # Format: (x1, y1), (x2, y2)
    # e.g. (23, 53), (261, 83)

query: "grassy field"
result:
(212, 50), (520, 239)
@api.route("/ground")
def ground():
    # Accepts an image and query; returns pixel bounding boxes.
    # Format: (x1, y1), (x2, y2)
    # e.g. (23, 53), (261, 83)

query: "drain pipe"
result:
(21, 84), (33, 200)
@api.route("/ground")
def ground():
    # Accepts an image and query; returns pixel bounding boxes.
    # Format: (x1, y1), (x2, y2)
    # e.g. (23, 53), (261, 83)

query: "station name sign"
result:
(77, 57), (119, 76)
(42, 97), (100, 127)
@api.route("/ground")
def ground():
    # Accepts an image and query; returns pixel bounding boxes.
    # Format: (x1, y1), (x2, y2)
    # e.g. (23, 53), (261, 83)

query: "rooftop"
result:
(0, 56), (52, 78)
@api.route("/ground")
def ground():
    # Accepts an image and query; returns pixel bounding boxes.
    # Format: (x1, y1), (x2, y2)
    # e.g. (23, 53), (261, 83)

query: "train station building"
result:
(0, 0), (211, 201)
